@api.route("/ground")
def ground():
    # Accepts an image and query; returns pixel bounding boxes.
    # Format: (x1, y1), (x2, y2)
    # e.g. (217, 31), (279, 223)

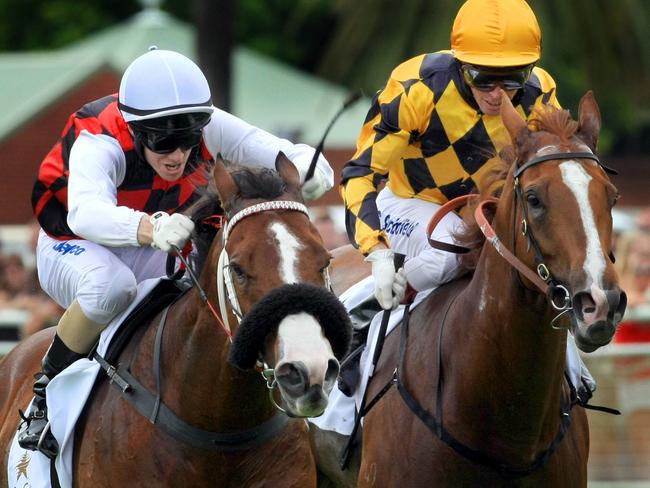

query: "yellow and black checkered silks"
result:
(341, 52), (559, 254)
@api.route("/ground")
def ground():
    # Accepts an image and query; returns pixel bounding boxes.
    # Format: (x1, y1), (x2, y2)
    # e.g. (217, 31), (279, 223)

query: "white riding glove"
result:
(150, 211), (195, 253)
(365, 249), (407, 310)
(291, 152), (333, 201)
(301, 169), (331, 201)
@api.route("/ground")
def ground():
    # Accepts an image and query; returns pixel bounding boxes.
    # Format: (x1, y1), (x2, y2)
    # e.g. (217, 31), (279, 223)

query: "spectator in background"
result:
(0, 252), (63, 338)
(313, 207), (348, 250)
(614, 207), (650, 479)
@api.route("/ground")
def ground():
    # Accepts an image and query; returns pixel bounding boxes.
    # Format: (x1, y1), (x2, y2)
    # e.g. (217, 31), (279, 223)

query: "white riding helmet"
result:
(118, 47), (214, 124)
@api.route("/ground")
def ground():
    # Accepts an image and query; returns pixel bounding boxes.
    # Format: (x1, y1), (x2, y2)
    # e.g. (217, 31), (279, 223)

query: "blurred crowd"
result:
(611, 208), (650, 479)
(0, 220), (63, 338)
(616, 209), (650, 326)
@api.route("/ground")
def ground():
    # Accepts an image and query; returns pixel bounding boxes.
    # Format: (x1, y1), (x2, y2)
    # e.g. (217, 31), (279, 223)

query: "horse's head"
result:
(207, 153), (350, 417)
(497, 91), (626, 352)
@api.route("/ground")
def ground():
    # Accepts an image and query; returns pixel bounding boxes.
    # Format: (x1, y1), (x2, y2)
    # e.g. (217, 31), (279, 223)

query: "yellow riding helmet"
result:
(451, 0), (541, 67)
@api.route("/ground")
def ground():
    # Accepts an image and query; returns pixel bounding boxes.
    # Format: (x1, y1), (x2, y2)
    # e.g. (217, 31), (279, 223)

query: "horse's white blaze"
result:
(277, 312), (335, 387)
(269, 221), (303, 284)
(560, 162), (605, 288)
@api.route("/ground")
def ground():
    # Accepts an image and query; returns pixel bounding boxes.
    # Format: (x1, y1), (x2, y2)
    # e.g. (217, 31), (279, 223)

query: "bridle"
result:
(216, 199), (333, 334)
(429, 150), (615, 328)
(213, 199), (333, 414)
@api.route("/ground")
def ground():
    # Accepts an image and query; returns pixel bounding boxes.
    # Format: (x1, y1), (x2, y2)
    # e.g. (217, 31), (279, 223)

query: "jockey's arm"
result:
(341, 75), (428, 256)
(202, 108), (334, 200)
(66, 131), (148, 247)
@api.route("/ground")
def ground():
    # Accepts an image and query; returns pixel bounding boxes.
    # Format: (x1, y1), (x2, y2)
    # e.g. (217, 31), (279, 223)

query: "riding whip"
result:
(303, 90), (363, 184)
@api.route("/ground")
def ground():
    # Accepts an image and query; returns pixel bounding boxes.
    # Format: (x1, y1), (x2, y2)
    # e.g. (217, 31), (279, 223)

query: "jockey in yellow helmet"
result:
(338, 0), (594, 402)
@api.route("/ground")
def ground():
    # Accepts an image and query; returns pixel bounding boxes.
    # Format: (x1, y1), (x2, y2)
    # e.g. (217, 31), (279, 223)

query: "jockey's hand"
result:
(365, 248), (406, 310)
(301, 169), (330, 201)
(150, 211), (195, 252)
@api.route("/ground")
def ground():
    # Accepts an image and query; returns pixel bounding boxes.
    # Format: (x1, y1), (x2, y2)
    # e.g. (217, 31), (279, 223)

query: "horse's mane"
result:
(187, 164), (292, 274)
(453, 103), (578, 270)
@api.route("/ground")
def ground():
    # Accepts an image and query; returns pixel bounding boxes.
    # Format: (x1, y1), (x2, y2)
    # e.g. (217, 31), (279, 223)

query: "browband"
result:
(514, 151), (617, 178)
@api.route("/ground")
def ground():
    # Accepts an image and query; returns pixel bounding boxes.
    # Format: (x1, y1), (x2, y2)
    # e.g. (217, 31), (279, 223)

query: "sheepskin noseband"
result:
(228, 283), (351, 370)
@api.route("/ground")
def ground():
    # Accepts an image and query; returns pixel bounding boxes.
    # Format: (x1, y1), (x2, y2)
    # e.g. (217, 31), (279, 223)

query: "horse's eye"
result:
(526, 192), (542, 209)
(228, 263), (248, 284)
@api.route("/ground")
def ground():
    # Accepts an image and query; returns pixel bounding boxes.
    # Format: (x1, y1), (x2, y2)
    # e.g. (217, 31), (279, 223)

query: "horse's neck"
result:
(448, 242), (567, 451)
(134, 289), (275, 431)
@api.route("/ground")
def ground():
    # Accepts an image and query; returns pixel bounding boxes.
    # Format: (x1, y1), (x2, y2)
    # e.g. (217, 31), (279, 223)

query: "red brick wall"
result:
(0, 70), (120, 224)
(608, 157), (650, 207)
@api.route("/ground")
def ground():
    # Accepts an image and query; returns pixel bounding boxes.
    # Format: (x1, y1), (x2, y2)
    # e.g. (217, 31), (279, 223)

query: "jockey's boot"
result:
(18, 333), (85, 458)
(18, 299), (103, 458)
(337, 296), (382, 397)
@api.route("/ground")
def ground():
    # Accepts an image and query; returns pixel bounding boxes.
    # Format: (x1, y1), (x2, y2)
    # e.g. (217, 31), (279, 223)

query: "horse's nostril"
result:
(572, 292), (594, 321)
(580, 294), (595, 314)
(275, 362), (308, 394)
(325, 358), (340, 385)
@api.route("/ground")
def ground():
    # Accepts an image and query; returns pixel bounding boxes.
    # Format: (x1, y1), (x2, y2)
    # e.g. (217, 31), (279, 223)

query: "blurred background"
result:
(0, 0), (647, 484)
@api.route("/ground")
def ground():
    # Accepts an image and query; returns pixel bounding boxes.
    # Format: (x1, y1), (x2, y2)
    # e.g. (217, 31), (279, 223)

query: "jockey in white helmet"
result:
(21, 47), (334, 458)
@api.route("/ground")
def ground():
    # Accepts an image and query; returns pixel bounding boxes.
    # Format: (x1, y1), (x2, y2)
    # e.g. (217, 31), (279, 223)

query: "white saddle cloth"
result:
(6, 278), (161, 488)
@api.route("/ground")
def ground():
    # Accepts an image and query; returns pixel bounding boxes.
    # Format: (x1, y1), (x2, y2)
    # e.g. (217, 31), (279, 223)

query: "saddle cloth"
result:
(6, 278), (162, 488)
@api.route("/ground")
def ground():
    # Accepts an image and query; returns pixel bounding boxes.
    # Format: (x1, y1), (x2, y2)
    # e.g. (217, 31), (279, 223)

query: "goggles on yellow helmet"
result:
(461, 64), (533, 92)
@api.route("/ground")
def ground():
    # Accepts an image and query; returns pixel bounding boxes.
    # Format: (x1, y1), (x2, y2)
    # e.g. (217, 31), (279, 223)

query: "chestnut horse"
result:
(0, 155), (351, 487)
(315, 92), (626, 487)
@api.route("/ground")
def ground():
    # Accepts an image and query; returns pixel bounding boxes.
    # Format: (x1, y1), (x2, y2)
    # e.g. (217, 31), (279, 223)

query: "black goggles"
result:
(135, 128), (203, 154)
(461, 64), (533, 91)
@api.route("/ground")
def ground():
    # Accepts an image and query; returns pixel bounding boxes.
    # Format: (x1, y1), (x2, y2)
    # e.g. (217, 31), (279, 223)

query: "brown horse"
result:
(0, 155), (351, 487)
(314, 91), (626, 487)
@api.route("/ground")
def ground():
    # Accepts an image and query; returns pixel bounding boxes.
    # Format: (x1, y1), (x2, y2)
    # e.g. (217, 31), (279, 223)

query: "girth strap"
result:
(100, 363), (289, 451)
(395, 297), (575, 479)
(94, 304), (289, 452)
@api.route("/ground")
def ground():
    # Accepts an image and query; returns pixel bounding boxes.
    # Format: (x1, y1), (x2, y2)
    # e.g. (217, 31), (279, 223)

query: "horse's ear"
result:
(275, 151), (301, 189)
(213, 154), (238, 212)
(576, 90), (601, 151)
(500, 90), (529, 149)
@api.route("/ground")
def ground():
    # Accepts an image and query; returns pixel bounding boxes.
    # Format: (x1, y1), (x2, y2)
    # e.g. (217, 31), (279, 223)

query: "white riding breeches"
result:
(376, 187), (465, 291)
(36, 230), (167, 325)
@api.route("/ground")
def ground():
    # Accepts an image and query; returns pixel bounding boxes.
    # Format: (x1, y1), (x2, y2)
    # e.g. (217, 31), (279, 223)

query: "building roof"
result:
(0, 6), (369, 147)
